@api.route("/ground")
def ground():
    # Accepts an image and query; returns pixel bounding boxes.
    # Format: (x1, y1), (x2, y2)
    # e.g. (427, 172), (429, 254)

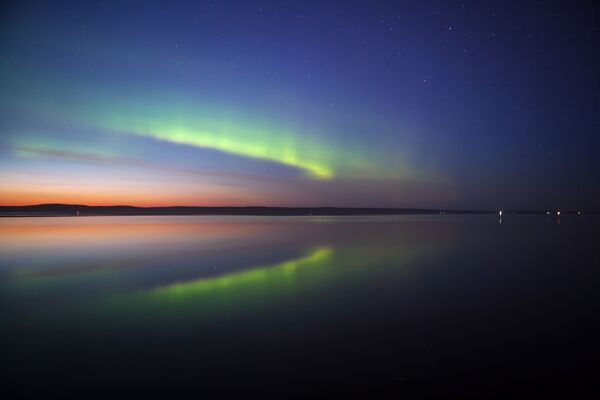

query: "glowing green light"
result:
(74, 98), (337, 179)
(151, 246), (333, 299)
(134, 125), (333, 179)
(3, 84), (428, 181)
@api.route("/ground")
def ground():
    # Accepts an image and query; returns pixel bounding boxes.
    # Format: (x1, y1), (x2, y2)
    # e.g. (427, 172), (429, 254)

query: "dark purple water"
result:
(1, 215), (599, 398)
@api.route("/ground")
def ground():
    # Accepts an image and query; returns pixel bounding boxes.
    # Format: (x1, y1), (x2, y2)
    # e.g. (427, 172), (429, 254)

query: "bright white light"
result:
(557, 211), (561, 216)
(499, 211), (502, 216)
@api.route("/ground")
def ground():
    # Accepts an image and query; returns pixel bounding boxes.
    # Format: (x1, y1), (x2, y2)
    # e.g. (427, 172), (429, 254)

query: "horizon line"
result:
(0, 203), (597, 214)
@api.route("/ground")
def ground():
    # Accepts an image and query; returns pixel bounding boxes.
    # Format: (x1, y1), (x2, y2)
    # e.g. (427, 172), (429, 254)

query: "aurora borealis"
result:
(1, 1), (599, 209)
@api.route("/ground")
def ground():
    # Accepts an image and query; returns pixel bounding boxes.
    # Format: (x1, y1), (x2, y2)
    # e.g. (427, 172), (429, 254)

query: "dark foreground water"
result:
(1, 215), (599, 398)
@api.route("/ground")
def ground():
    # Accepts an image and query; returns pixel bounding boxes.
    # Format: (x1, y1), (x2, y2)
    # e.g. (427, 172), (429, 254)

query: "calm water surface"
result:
(1, 215), (599, 397)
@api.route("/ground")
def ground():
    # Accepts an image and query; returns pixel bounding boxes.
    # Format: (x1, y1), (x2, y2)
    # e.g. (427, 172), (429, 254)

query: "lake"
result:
(1, 215), (599, 397)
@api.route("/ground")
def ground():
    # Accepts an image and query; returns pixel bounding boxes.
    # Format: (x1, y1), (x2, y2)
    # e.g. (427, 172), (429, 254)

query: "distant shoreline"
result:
(0, 204), (596, 217)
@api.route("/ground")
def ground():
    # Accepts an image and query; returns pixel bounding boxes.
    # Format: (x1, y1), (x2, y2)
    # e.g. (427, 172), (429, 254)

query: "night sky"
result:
(1, 1), (599, 209)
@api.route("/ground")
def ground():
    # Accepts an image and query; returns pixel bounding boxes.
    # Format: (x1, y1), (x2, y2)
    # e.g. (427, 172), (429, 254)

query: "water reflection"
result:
(149, 246), (333, 297)
(1, 216), (452, 321)
(8, 215), (597, 396)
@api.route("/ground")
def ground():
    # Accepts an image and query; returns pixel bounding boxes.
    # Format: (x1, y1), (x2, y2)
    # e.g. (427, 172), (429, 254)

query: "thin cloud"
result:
(14, 146), (282, 183)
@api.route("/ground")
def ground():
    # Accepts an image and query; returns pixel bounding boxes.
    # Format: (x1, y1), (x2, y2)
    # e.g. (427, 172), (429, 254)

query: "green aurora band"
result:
(77, 98), (348, 180)
(81, 99), (422, 181)
(2, 84), (422, 181)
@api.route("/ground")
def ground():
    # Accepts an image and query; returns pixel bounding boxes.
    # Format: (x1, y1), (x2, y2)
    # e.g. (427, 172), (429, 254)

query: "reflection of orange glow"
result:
(0, 217), (282, 251)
